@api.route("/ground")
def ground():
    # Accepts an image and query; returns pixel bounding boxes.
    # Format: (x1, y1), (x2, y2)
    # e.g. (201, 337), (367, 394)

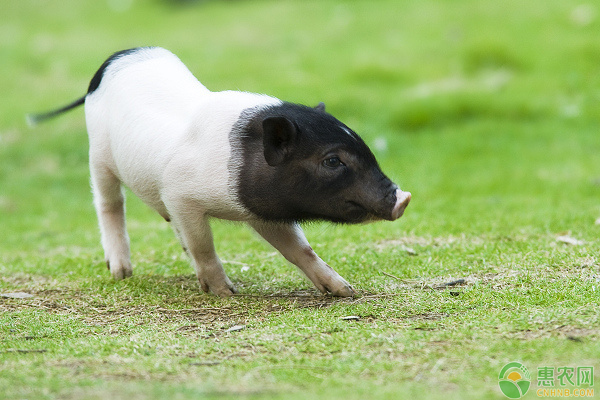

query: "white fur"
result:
(86, 50), (277, 220)
(85, 48), (354, 297)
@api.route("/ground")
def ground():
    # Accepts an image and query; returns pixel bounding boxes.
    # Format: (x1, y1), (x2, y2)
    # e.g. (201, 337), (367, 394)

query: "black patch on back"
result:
(27, 47), (154, 124)
(87, 47), (147, 94)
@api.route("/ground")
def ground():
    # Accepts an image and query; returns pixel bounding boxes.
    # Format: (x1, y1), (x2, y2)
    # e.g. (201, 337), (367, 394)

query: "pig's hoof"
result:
(199, 277), (238, 297)
(109, 261), (133, 280)
(328, 283), (356, 297)
(212, 284), (238, 298)
(319, 279), (356, 297)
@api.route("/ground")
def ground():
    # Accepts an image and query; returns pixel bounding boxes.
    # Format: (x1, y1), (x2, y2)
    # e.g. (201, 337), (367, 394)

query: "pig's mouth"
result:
(345, 201), (371, 222)
(344, 201), (391, 223)
(344, 189), (411, 223)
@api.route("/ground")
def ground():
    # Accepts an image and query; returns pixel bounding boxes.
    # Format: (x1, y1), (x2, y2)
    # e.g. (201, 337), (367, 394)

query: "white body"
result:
(85, 48), (355, 296)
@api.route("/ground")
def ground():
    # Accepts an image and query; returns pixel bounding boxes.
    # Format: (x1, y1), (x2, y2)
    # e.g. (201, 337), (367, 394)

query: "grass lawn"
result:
(1, 0), (599, 398)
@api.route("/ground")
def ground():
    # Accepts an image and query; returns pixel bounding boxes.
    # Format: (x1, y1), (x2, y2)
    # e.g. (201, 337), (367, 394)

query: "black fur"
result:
(28, 47), (147, 125)
(230, 102), (398, 223)
(87, 47), (145, 94)
(27, 96), (85, 125)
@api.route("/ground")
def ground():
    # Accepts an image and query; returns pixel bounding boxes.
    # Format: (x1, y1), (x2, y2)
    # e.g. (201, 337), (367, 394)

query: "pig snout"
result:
(353, 185), (411, 223)
(390, 189), (411, 220)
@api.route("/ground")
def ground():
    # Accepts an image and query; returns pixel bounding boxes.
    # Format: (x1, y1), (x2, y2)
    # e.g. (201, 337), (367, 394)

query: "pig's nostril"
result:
(385, 189), (398, 203)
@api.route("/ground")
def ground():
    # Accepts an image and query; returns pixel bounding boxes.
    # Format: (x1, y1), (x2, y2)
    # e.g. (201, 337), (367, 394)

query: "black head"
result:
(232, 102), (409, 223)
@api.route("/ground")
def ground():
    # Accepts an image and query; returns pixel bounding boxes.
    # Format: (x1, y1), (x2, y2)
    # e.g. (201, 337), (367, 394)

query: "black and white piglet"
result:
(31, 47), (411, 297)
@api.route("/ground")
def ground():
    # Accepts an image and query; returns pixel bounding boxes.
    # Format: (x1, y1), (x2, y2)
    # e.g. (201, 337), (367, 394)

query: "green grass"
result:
(1, 0), (599, 399)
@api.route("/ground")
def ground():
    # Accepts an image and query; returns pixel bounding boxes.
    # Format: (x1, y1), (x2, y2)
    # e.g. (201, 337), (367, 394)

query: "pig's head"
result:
(232, 102), (410, 224)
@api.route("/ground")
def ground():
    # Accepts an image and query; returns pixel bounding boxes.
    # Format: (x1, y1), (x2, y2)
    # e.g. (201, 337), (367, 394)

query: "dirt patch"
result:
(408, 312), (450, 321)
(0, 283), (362, 334)
(374, 234), (490, 254)
(379, 266), (596, 293)
(508, 326), (600, 341)
(375, 235), (464, 250)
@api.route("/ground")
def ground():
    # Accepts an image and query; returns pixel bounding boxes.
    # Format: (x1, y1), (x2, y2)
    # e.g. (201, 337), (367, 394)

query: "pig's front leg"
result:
(170, 212), (236, 297)
(249, 221), (355, 297)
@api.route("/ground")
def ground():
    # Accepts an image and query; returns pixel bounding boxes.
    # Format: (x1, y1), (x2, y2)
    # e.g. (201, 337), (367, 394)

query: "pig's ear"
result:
(314, 102), (326, 112)
(262, 116), (297, 166)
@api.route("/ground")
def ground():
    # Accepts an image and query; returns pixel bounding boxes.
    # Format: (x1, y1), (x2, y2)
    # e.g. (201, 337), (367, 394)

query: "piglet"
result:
(29, 47), (411, 297)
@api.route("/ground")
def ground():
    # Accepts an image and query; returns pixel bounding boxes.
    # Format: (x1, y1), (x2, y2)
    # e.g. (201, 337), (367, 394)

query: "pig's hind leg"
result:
(249, 221), (355, 297)
(169, 212), (236, 297)
(90, 166), (132, 280)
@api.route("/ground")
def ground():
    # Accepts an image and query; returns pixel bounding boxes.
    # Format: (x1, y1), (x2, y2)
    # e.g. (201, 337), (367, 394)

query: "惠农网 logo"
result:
(499, 361), (532, 399)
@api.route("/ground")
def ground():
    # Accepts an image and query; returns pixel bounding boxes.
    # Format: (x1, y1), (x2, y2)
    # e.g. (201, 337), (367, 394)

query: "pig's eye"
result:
(323, 156), (344, 168)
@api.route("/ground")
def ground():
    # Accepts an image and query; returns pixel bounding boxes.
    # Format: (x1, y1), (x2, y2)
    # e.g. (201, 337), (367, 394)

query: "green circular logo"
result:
(498, 362), (531, 399)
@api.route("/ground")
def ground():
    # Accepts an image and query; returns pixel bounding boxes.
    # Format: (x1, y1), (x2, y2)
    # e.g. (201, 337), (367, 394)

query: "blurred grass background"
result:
(1, 1), (599, 399)
(2, 0), (599, 247)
